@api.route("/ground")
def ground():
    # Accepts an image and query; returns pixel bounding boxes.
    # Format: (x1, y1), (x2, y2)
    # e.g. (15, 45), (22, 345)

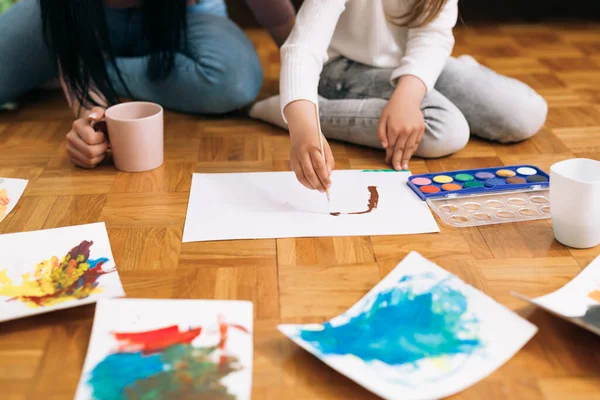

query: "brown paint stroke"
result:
(330, 186), (379, 216)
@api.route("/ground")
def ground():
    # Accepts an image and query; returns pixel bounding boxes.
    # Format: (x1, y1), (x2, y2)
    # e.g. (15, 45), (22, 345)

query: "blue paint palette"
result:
(407, 164), (549, 201)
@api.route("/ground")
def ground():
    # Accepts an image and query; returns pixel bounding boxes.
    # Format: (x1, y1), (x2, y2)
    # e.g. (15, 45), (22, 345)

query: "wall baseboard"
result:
(225, 0), (600, 27)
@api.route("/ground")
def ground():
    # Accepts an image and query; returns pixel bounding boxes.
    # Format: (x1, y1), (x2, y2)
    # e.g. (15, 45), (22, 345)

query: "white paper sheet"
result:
(0, 222), (125, 323)
(182, 170), (439, 242)
(279, 252), (537, 400)
(513, 254), (600, 336)
(75, 299), (253, 400)
(0, 177), (28, 223)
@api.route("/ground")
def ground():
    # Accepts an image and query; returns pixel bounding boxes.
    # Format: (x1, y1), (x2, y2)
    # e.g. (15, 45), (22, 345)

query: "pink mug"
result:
(104, 102), (164, 172)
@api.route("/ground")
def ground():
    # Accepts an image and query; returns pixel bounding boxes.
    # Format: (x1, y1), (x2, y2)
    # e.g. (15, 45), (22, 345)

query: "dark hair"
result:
(40, 0), (188, 113)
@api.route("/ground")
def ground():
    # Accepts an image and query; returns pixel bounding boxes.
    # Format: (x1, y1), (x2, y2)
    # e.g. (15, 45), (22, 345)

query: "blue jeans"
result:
(0, 0), (263, 114)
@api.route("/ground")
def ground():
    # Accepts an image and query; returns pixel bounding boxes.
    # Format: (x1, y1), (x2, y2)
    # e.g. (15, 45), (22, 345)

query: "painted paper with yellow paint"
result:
(0, 240), (111, 308)
(0, 223), (125, 323)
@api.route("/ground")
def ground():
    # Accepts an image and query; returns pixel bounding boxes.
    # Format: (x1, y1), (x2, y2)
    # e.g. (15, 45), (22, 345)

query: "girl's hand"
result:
(378, 100), (424, 171)
(290, 133), (334, 192)
(66, 106), (109, 169)
(377, 75), (427, 171)
(285, 100), (335, 192)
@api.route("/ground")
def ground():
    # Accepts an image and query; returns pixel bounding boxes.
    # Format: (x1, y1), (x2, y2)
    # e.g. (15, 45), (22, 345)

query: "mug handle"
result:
(88, 116), (110, 144)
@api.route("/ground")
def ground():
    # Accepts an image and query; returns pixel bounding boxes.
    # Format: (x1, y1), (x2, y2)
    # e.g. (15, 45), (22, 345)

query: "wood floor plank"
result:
(99, 192), (189, 228)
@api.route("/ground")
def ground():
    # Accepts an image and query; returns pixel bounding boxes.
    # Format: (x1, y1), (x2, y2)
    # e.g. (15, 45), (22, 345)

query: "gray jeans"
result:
(317, 56), (548, 158)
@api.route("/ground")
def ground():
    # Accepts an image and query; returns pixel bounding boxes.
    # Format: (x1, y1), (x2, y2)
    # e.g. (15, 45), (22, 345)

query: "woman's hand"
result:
(378, 75), (427, 171)
(285, 100), (335, 192)
(66, 106), (109, 169)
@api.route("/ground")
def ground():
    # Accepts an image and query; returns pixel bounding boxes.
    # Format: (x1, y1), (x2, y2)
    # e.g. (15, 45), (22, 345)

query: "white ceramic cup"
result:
(104, 102), (164, 172)
(550, 158), (600, 249)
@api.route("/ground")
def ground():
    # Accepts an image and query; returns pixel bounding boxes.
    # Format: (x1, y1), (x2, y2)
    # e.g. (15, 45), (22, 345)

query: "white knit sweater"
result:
(279, 0), (459, 118)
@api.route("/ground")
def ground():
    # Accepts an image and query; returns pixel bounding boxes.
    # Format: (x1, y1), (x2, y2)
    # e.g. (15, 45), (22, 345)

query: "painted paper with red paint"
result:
(75, 299), (254, 400)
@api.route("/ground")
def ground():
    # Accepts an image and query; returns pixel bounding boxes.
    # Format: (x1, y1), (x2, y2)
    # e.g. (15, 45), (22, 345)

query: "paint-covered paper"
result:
(279, 252), (537, 400)
(0, 222), (124, 323)
(75, 299), (253, 400)
(514, 254), (600, 336)
(182, 171), (439, 242)
(0, 177), (28, 223)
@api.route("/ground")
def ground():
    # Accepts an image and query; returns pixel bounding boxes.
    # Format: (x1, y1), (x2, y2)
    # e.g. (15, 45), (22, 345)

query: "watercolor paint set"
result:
(407, 165), (551, 227)
(426, 188), (551, 227)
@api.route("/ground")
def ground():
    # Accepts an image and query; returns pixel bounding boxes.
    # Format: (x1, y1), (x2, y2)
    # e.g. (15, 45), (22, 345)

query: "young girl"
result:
(250, 0), (548, 193)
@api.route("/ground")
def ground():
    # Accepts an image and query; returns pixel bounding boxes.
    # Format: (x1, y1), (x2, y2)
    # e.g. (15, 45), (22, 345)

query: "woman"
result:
(0, 0), (295, 168)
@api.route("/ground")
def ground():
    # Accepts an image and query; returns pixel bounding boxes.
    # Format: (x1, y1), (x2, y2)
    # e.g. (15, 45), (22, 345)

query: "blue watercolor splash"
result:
(298, 275), (481, 366)
(87, 352), (164, 400)
(83, 257), (109, 291)
(89, 258), (110, 270)
(87, 337), (243, 399)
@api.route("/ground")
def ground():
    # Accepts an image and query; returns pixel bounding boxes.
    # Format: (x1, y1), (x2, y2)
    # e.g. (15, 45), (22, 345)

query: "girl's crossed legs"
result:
(251, 55), (548, 159)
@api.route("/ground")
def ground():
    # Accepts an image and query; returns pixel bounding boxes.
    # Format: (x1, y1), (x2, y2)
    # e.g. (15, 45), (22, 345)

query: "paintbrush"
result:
(314, 104), (331, 213)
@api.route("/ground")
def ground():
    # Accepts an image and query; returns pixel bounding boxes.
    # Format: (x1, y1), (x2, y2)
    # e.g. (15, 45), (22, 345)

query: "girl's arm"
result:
(280, 0), (347, 192)
(389, 0), (459, 93)
(378, 0), (458, 170)
(243, 0), (296, 47)
(280, 0), (347, 121)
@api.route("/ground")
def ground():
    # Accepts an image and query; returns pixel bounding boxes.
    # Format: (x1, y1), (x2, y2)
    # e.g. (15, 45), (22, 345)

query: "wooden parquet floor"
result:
(1, 23), (600, 400)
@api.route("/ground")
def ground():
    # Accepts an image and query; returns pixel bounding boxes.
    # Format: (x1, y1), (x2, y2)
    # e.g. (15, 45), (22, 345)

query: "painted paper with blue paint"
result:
(298, 274), (482, 366)
(279, 252), (537, 400)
